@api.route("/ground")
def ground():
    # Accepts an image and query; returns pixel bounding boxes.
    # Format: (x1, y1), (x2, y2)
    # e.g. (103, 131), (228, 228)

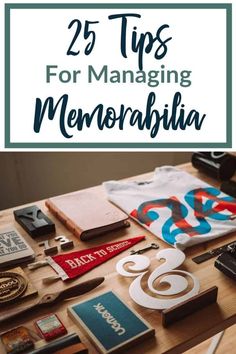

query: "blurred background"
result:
(0, 152), (191, 210)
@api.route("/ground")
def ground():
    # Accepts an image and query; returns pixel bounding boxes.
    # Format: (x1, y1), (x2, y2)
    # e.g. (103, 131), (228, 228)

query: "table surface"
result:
(0, 163), (236, 354)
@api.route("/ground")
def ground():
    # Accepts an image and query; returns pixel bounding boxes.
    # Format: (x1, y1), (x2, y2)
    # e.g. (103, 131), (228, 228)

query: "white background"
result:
(1, 0), (235, 150)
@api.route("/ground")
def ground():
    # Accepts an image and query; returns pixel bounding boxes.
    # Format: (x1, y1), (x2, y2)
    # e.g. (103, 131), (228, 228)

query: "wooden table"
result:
(0, 163), (235, 354)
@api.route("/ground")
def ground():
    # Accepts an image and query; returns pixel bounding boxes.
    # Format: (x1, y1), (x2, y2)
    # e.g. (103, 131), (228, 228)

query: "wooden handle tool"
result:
(0, 277), (104, 325)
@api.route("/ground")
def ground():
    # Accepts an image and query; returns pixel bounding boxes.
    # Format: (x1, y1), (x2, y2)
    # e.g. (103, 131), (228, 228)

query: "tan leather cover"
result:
(45, 191), (129, 240)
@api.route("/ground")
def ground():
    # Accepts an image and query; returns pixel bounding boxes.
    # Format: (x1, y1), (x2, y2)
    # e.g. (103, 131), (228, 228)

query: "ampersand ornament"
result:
(116, 248), (200, 310)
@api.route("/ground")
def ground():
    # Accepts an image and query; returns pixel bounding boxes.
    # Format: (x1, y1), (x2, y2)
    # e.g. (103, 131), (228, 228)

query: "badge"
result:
(0, 271), (28, 304)
(0, 267), (38, 305)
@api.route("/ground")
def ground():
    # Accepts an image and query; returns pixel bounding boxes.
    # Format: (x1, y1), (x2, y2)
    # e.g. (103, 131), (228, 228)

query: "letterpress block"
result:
(39, 240), (58, 256)
(55, 235), (74, 250)
(14, 205), (55, 238)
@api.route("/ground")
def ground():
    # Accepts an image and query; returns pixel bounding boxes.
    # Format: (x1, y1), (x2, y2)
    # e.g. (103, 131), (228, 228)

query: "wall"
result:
(0, 152), (191, 210)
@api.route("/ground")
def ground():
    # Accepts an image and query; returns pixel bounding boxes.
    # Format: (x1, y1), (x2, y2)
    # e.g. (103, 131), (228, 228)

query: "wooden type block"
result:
(55, 235), (74, 250)
(14, 205), (55, 238)
(38, 240), (58, 255)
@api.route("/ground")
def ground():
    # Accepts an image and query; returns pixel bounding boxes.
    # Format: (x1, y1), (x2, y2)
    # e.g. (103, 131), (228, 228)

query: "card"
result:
(68, 291), (155, 353)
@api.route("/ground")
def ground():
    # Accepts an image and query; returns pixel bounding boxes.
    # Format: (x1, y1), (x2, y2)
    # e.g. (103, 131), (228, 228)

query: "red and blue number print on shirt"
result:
(130, 187), (236, 245)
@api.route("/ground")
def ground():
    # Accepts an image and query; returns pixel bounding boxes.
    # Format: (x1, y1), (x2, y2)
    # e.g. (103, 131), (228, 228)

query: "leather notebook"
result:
(45, 191), (129, 241)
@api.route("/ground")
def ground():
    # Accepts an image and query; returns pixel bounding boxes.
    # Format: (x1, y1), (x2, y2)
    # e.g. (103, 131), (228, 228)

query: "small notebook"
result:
(68, 291), (155, 353)
(0, 228), (35, 268)
(45, 191), (129, 241)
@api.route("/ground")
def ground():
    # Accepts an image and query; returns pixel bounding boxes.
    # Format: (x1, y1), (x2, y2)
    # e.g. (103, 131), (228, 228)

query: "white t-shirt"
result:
(103, 166), (236, 250)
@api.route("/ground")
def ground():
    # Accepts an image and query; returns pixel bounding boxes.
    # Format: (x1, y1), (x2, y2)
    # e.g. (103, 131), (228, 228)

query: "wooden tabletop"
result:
(0, 163), (235, 354)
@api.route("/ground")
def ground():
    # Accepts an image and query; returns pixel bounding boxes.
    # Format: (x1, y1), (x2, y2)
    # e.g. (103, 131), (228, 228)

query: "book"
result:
(45, 191), (129, 241)
(0, 228), (35, 268)
(68, 291), (155, 353)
